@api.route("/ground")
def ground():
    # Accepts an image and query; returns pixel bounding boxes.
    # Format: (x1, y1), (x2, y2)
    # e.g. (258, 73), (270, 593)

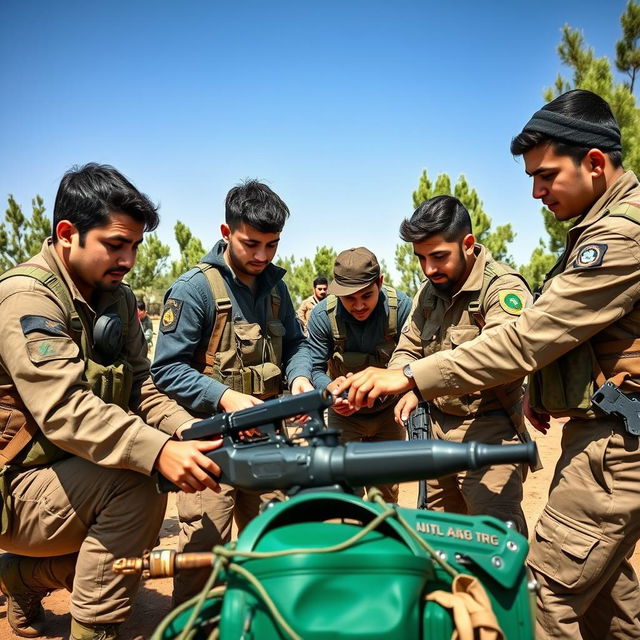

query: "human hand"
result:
(175, 419), (198, 440)
(290, 376), (314, 395)
(524, 387), (550, 434)
(154, 439), (222, 493)
(334, 367), (415, 410)
(394, 391), (419, 425)
(327, 376), (357, 416)
(219, 390), (263, 437)
(219, 389), (263, 412)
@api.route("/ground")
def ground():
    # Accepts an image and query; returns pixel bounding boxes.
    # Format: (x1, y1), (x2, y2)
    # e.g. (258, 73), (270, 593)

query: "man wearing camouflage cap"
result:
(304, 247), (411, 502)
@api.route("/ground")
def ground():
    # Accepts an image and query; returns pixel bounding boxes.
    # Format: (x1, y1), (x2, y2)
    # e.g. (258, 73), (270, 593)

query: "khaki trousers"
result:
(174, 484), (279, 604)
(427, 408), (527, 536)
(328, 403), (406, 503)
(0, 456), (166, 625)
(528, 418), (640, 639)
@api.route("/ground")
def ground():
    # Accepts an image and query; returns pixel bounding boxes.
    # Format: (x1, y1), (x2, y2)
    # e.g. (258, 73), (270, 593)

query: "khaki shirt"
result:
(297, 295), (319, 330)
(411, 172), (640, 407)
(389, 245), (532, 416)
(0, 240), (192, 475)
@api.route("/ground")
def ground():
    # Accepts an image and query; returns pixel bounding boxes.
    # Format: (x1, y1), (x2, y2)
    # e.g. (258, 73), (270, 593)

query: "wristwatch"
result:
(403, 364), (414, 380)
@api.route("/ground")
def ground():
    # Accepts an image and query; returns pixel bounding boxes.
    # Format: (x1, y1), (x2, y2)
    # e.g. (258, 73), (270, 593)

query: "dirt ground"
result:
(4, 421), (633, 640)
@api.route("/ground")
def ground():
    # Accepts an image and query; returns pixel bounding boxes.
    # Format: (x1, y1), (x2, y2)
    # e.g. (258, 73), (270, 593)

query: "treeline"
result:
(2, 2), (638, 305)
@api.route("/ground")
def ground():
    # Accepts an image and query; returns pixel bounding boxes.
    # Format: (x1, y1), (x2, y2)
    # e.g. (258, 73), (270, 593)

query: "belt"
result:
(430, 406), (508, 420)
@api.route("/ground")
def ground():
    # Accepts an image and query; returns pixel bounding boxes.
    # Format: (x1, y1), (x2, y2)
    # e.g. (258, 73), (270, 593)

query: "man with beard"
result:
(151, 179), (313, 606)
(0, 164), (221, 640)
(296, 276), (328, 333)
(386, 195), (534, 533)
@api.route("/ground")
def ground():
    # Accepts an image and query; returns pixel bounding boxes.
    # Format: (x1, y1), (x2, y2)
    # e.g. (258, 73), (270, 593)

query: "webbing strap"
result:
(197, 263), (282, 375)
(0, 421), (38, 465)
(0, 264), (84, 463)
(382, 284), (398, 339)
(197, 264), (233, 375)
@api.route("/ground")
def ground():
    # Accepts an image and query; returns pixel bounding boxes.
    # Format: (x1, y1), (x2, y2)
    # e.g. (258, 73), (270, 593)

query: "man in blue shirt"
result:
(305, 247), (411, 502)
(151, 179), (312, 605)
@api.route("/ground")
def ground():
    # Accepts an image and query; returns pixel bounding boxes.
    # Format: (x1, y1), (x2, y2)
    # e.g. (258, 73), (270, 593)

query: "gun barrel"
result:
(169, 439), (537, 493)
(333, 440), (536, 487)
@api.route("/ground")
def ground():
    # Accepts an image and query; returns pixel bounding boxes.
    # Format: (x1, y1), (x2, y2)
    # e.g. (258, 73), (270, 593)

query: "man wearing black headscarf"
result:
(337, 89), (640, 639)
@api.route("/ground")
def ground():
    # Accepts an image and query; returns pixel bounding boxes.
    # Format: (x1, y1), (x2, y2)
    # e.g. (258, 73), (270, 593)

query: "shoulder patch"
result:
(20, 315), (66, 337)
(498, 291), (525, 316)
(160, 298), (183, 333)
(572, 243), (608, 270)
(26, 336), (77, 363)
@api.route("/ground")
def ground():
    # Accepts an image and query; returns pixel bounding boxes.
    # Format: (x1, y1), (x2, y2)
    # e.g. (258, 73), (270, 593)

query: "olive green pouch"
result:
(85, 359), (134, 410)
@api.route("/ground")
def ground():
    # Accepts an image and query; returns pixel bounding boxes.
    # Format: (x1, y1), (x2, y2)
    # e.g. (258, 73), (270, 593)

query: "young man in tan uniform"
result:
(389, 195), (533, 534)
(296, 276), (328, 333)
(338, 90), (640, 639)
(151, 180), (313, 605)
(0, 164), (222, 640)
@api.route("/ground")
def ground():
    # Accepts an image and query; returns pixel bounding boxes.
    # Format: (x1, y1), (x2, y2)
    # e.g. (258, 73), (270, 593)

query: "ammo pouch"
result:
(241, 362), (282, 398)
(85, 358), (134, 411)
(528, 341), (597, 418)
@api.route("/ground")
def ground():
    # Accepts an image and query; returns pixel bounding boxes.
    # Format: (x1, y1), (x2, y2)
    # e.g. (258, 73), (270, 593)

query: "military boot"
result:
(0, 553), (76, 637)
(70, 619), (119, 640)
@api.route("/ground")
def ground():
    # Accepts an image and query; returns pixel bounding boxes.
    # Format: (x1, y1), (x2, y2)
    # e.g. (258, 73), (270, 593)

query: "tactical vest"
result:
(529, 201), (640, 418)
(192, 264), (284, 399)
(326, 284), (399, 380)
(0, 264), (134, 469)
(463, 261), (540, 471)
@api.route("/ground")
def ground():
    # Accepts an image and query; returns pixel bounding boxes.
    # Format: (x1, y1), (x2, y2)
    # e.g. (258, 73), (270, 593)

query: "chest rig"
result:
(529, 201), (640, 418)
(193, 264), (285, 400)
(0, 263), (133, 469)
(325, 285), (399, 380)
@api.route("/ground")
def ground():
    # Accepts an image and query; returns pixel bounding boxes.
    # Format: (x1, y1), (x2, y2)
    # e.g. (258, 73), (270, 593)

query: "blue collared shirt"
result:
(151, 240), (309, 416)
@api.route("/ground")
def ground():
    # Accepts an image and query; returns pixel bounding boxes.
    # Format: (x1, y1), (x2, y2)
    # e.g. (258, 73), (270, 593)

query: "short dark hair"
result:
(53, 163), (159, 245)
(225, 179), (290, 233)
(399, 195), (472, 243)
(313, 276), (328, 287)
(136, 299), (146, 311)
(510, 89), (623, 167)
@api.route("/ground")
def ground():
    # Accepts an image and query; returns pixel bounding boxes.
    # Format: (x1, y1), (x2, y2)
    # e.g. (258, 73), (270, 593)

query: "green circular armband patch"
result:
(499, 291), (524, 315)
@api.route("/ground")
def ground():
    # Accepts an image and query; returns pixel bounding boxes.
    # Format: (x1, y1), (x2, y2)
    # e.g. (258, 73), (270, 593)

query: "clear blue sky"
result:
(0, 0), (629, 281)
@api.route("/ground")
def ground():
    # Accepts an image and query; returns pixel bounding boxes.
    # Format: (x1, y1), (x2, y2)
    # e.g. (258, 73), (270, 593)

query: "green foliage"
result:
(277, 245), (337, 307)
(519, 241), (558, 291)
(394, 242), (423, 297)
(126, 232), (171, 294)
(616, 0), (640, 93)
(0, 195), (51, 271)
(171, 221), (206, 278)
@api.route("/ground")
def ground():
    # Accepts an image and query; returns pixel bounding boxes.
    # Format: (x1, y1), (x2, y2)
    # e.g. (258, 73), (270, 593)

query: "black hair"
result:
(136, 299), (146, 311)
(225, 179), (290, 233)
(313, 277), (328, 287)
(53, 163), (159, 245)
(399, 195), (472, 243)
(510, 89), (623, 167)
